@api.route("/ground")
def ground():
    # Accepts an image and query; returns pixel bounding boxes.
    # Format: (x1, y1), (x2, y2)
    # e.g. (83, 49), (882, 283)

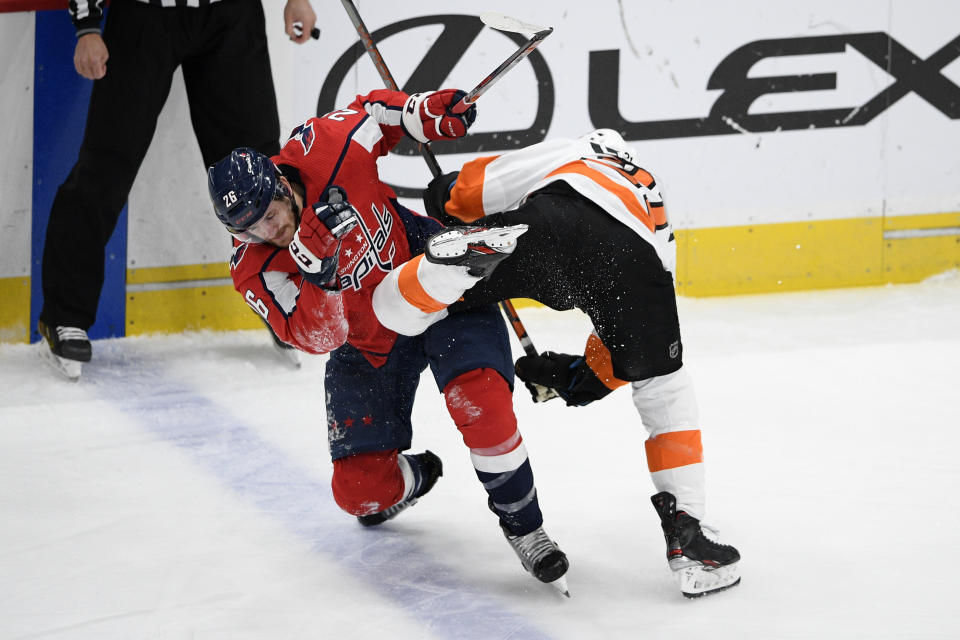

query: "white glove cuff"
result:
(401, 92), (430, 144)
(289, 229), (329, 274)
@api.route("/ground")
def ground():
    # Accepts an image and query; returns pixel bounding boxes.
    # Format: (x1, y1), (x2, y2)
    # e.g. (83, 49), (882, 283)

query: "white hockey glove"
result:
(402, 89), (477, 143)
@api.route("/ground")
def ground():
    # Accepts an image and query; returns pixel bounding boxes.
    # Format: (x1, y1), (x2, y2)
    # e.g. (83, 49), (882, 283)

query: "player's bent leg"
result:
(632, 365), (705, 518)
(633, 366), (740, 597)
(372, 254), (484, 336)
(331, 449), (443, 526)
(444, 368), (569, 588)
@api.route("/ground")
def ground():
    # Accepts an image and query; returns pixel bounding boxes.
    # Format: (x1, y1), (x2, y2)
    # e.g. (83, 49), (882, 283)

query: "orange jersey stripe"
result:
(583, 157), (655, 189)
(582, 158), (668, 227)
(396, 255), (447, 313)
(446, 155), (500, 223)
(650, 200), (667, 227)
(545, 161), (655, 232)
(645, 430), (703, 472)
(584, 333), (629, 391)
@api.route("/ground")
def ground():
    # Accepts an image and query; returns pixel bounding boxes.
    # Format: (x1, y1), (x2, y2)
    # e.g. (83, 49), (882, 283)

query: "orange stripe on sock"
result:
(645, 430), (703, 472)
(446, 155), (499, 223)
(584, 333), (629, 391)
(397, 255), (447, 313)
(545, 161), (655, 232)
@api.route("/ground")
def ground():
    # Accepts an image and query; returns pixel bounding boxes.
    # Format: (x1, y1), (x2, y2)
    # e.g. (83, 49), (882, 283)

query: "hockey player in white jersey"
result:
(367, 129), (740, 598)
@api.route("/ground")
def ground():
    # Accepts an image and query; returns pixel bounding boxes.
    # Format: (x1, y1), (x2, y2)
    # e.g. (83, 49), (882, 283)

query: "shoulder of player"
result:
(231, 243), (294, 279)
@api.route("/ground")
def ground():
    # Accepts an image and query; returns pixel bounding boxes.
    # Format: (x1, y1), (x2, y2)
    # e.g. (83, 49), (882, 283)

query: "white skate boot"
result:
(425, 224), (528, 278)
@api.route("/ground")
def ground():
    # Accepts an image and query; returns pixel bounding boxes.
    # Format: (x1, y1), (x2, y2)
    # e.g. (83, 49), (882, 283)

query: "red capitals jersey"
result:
(274, 90), (421, 366)
(230, 241), (348, 355)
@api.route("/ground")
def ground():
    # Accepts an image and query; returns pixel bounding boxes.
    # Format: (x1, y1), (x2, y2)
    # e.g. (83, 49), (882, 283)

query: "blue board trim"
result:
(31, 8), (127, 343)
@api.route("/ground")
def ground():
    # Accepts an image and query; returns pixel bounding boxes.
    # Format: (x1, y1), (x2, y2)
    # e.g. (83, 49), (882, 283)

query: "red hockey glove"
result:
(289, 200), (359, 290)
(402, 89), (477, 143)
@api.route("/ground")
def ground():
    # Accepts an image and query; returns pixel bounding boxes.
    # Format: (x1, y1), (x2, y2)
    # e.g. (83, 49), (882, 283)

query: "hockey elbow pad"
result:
(515, 351), (614, 407)
(422, 171), (463, 226)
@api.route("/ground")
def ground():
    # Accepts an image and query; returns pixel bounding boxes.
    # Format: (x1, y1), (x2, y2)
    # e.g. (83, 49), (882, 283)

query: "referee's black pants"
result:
(40, 0), (280, 331)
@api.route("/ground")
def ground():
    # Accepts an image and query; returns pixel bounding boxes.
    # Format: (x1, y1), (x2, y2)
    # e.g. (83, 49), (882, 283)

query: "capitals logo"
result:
(288, 122), (315, 155)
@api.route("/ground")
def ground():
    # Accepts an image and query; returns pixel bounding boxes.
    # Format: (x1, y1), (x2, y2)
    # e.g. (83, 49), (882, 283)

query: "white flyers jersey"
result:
(444, 131), (676, 274)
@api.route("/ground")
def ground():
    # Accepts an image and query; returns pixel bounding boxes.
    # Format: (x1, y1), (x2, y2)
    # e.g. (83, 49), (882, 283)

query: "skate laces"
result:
(701, 523), (721, 542)
(379, 496), (417, 519)
(56, 326), (89, 342)
(507, 526), (558, 565)
(698, 522), (737, 551)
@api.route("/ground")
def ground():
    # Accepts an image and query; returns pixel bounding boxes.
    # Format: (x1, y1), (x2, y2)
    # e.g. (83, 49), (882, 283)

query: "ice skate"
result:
(425, 224), (528, 278)
(358, 450), (443, 526)
(501, 522), (570, 596)
(38, 321), (91, 381)
(651, 491), (740, 598)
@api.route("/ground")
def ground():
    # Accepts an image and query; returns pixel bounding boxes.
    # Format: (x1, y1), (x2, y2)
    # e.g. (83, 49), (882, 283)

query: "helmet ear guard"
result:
(208, 148), (280, 237)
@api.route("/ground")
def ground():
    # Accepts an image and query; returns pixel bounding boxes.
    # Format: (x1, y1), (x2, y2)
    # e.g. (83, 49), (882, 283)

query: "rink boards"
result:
(1, 1), (959, 342)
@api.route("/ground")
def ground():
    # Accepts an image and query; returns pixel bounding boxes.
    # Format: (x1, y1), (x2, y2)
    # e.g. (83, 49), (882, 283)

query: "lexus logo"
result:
(317, 21), (960, 194)
(589, 32), (960, 139)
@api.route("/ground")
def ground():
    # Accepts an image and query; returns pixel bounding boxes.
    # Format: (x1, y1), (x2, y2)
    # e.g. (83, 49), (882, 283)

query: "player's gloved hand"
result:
(289, 198), (359, 290)
(515, 351), (615, 407)
(422, 171), (463, 226)
(402, 89), (477, 143)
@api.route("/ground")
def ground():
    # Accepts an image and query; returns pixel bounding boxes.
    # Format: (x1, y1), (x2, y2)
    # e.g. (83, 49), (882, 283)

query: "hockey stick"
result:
(339, 1), (559, 401)
(338, 0), (442, 175)
(448, 14), (554, 114)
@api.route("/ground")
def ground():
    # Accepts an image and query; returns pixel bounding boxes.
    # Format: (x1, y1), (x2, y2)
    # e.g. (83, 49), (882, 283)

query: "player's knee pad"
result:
(330, 449), (406, 516)
(444, 368), (518, 450)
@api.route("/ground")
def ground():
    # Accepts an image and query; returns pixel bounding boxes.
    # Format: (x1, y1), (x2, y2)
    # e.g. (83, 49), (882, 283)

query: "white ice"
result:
(3, 273), (959, 639)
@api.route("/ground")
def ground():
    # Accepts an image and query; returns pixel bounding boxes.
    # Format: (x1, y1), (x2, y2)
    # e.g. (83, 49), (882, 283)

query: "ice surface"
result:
(3, 273), (959, 639)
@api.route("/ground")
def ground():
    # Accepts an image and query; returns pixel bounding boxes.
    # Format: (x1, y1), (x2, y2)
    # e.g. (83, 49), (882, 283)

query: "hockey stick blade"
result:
(480, 12), (551, 37)
(451, 21), (554, 114)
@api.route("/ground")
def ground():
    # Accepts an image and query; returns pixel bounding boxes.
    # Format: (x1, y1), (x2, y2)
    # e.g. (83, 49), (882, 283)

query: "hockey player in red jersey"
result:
(207, 88), (569, 593)
(367, 129), (741, 598)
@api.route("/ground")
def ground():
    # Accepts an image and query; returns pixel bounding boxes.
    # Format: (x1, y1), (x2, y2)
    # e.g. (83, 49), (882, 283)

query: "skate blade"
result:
(674, 561), (740, 598)
(39, 345), (82, 381)
(550, 575), (571, 598)
(429, 225), (529, 258)
(272, 343), (302, 369)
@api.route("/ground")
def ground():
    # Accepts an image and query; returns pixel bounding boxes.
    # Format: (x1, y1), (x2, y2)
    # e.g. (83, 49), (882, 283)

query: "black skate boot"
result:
(651, 491), (740, 597)
(425, 224), (528, 278)
(358, 450), (443, 527)
(500, 521), (570, 595)
(38, 320), (92, 381)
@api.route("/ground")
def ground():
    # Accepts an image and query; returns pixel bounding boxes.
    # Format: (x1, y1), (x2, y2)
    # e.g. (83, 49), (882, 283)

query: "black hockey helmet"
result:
(208, 148), (280, 240)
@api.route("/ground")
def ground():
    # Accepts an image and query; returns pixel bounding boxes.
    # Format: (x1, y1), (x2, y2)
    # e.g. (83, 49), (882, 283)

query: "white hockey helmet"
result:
(580, 128), (637, 164)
